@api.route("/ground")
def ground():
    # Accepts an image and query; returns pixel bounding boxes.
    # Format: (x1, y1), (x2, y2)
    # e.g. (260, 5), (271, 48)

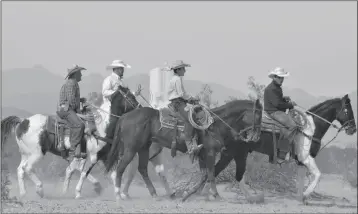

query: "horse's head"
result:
(216, 99), (263, 142)
(111, 85), (140, 116)
(335, 94), (356, 135)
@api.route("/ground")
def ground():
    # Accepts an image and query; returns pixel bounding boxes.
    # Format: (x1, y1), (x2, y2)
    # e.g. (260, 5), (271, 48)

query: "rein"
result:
(296, 103), (355, 154)
(200, 102), (262, 142)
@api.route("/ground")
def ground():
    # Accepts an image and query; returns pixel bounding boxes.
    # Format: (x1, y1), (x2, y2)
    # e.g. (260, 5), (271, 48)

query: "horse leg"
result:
(23, 154), (44, 198)
(17, 155), (27, 198)
(114, 149), (136, 202)
(214, 150), (234, 191)
(205, 149), (222, 201)
(137, 149), (158, 199)
(121, 154), (139, 199)
(149, 152), (174, 199)
(296, 165), (306, 200)
(233, 154), (264, 204)
(300, 155), (321, 201)
(63, 158), (78, 195)
(75, 156), (102, 199)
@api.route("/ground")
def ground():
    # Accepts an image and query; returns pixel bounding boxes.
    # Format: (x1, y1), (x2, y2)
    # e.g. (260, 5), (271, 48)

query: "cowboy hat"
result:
(268, 67), (290, 79)
(106, 59), (131, 70)
(65, 65), (86, 79)
(169, 60), (191, 70)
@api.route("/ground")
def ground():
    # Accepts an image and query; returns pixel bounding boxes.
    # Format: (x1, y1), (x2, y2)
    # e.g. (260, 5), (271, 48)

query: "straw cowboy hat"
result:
(65, 65), (86, 79)
(268, 67), (290, 79)
(169, 60), (191, 70)
(106, 59), (131, 70)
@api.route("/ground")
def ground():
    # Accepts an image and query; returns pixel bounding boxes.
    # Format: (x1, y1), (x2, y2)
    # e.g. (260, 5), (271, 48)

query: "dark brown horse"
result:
(104, 99), (263, 201)
(189, 94), (356, 203)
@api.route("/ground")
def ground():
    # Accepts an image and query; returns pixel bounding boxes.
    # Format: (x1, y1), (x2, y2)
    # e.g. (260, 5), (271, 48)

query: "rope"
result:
(187, 104), (213, 130)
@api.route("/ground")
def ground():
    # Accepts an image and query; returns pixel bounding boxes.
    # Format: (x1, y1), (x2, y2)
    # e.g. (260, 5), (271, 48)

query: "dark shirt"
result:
(59, 79), (81, 112)
(264, 81), (293, 113)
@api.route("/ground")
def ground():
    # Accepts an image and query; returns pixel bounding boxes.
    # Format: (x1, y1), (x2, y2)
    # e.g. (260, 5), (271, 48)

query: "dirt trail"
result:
(2, 174), (357, 213)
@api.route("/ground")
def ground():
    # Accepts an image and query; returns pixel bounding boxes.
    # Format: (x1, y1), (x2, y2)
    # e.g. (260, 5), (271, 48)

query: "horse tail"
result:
(1, 116), (23, 149)
(104, 124), (123, 173)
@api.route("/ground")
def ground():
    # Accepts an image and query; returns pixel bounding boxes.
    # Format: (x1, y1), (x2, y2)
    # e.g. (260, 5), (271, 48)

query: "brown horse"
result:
(104, 99), (263, 201)
(188, 94), (356, 203)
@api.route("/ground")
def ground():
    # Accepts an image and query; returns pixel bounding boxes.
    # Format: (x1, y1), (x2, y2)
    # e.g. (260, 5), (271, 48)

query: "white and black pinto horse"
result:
(1, 86), (173, 199)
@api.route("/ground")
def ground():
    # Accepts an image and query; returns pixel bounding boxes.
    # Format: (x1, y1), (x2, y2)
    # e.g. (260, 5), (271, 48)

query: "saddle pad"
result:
(261, 111), (286, 132)
(159, 107), (185, 131)
(46, 115), (69, 135)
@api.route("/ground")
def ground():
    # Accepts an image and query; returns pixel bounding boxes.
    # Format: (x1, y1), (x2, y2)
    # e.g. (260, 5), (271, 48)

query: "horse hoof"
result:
(120, 192), (131, 200)
(168, 192), (176, 200)
(94, 182), (103, 196)
(207, 194), (224, 201)
(36, 188), (44, 198)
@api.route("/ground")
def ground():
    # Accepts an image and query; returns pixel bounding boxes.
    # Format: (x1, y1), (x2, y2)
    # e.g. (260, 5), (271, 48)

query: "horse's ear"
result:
(343, 94), (349, 99)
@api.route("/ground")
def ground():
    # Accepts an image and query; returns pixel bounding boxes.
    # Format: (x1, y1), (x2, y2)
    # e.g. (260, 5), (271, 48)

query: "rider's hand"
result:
(291, 101), (297, 106)
(134, 84), (142, 96)
(283, 96), (291, 102)
(80, 97), (87, 103)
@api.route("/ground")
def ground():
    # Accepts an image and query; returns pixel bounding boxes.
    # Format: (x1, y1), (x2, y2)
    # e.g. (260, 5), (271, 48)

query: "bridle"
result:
(117, 88), (141, 112)
(304, 100), (356, 153)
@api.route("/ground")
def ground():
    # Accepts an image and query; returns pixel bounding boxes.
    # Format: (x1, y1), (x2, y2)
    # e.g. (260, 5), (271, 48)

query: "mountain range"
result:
(1, 65), (357, 148)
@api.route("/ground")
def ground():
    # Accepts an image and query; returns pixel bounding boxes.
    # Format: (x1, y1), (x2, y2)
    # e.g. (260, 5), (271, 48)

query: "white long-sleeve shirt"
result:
(102, 72), (123, 105)
(102, 72), (140, 108)
(167, 75), (192, 101)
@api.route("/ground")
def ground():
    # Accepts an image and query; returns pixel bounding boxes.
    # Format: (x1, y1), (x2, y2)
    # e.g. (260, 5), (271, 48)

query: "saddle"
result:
(261, 111), (296, 163)
(158, 106), (185, 132)
(45, 111), (90, 153)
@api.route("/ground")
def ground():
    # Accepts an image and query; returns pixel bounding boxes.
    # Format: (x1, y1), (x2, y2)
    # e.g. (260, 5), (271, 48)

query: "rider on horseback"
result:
(167, 60), (203, 162)
(102, 59), (141, 140)
(264, 67), (298, 159)
(57, 65), (88, 159)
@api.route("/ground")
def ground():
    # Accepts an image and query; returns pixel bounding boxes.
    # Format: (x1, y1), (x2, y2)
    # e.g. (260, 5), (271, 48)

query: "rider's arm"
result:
(267, 87), (294, 110)
(102, 77), (118, 98)
(174, 77), (192, 100)
(66, 81), (80, 112)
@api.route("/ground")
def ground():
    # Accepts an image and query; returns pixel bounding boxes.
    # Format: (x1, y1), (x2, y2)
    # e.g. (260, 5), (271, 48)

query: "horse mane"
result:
(211, 99), (260, 119)
(307, 97), (341, 113)
(118, 85), (130, 92)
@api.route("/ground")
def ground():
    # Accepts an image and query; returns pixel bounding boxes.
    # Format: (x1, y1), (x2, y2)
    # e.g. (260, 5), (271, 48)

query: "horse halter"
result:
(335, 102), (356, 133)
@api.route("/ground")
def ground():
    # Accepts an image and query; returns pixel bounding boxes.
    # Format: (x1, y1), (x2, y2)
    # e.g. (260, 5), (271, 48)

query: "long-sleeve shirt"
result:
(59, 79), (81, 112)
(264, 81), (293, 113)
(102, 72), (138, 107)
(102, 72), (123, 104)
(167, 75), (192, 101)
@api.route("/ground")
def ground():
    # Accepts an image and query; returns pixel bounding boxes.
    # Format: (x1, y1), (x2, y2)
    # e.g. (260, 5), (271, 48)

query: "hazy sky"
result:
(2, 1), (357, 96)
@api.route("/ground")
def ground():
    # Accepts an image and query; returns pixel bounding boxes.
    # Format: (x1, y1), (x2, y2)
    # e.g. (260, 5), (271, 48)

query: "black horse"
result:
(189, 94), (356, 203)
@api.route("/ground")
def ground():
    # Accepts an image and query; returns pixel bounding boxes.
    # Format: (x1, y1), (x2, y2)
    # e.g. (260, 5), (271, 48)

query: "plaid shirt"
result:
(59, 79), (81, 112)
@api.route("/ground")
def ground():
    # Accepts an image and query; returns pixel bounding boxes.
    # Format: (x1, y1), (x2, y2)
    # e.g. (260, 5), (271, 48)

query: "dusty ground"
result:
(2, 173), (357, 213)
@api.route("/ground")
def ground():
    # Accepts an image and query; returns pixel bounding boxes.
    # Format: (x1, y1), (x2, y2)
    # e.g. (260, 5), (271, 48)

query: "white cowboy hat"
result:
(169, 60), (191, 70)
(65, 64), (86, 79)
(268, 67), (290, 79)
(106, 59), (131, 70)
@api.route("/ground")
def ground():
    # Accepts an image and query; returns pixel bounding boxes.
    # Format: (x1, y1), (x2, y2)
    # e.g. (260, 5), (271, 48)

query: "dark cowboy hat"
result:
(65, 65), (87, 79)
(169, 60), (191, 71)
